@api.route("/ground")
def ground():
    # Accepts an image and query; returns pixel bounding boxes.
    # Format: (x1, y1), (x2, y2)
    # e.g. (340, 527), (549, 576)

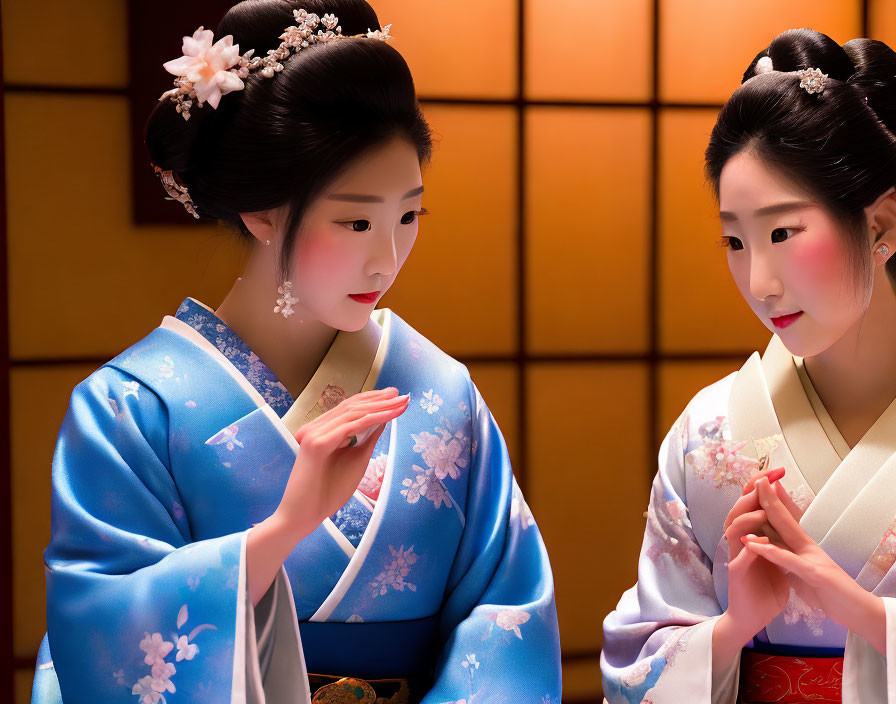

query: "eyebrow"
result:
(326, 185), (425, 203)
(719, 201), (814, 221)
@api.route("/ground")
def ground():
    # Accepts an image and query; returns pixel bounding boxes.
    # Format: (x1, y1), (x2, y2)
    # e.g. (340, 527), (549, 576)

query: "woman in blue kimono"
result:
(30, 2), (561, 703)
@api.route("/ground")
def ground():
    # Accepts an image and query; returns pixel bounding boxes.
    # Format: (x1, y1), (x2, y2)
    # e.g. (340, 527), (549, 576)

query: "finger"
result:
(741, 466), (786, 496)
(726, 509), (769, 558)
(296, 394), (407, 442)
(342, 387), (400, 407)
(322, 405), (408, 451)
(336, 416), (391, 451)
(728, 537), (760, 573)
(314, 394), (408, 436)
(723, 490), (761, 532)
(742, 536), (805, 576)
(339, 405), (408, 437)
(772, 479), (805, 520)
(757, 477), (812, 550)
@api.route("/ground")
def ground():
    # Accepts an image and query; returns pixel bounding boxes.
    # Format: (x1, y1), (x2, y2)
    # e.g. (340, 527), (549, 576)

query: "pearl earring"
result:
(877, 244), (890, 257)
(265, 240), (271, 246)
(273, 281), (298, 318)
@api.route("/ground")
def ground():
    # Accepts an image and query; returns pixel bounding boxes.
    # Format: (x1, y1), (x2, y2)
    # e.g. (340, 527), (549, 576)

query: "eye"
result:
(401, 207), (429, 225)
(719, 235), (744, 251)
(771, 227), (798, 243)
(342, 219), (371, 232)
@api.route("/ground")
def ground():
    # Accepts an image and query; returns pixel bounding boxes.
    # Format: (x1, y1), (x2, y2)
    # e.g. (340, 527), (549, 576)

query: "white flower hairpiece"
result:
(797, 67), (827, 95)
(153, 8), (393, 218)
(159, 9), (393, 121)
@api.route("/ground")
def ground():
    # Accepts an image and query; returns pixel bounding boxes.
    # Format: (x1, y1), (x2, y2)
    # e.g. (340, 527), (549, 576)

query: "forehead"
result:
(325, 137), (422, 197)
(718, 150), (805, 210)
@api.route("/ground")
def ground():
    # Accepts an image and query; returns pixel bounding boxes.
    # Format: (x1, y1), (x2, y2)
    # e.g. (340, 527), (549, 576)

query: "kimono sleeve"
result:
(41, 366), (305, 704)
(842, 596), (896, 703)
(600, 408), (740, 704)
(421, 382), (562, 704)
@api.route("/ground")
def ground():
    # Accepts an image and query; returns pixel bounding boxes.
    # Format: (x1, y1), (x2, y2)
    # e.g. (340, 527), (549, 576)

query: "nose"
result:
(366, 225), (399, 278)
(748, 251), (784, 302)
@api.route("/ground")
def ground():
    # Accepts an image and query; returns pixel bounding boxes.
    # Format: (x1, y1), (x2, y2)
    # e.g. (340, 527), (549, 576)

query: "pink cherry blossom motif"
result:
(487, 609), (530, 639)
(358, 453), (387, 500)
(175, 635), (199, 662)
(139, 632), (174, 666)
(163, 27), (245, 109)
(149, 660), (176, 692)
(132, 676), (163, 704)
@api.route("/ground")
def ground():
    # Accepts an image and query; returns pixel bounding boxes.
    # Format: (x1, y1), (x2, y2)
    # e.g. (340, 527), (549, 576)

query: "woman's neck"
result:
(803, 273), (896, 447)
(214, 249), (338, 400)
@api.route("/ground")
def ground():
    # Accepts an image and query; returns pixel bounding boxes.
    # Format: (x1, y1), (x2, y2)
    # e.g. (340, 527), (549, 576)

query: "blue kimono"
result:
(31, 299), (561, 704)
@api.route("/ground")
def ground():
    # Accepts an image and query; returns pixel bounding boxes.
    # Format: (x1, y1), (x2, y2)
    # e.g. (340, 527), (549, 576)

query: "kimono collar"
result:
(280, 309), (388, 435)
(759, 335), (843, 493)
(175, 297), (293, 415)
(170, 297), (389, 433)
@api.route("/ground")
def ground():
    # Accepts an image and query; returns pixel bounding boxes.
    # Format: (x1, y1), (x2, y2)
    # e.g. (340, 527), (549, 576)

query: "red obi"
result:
(737, 648), (844, 703)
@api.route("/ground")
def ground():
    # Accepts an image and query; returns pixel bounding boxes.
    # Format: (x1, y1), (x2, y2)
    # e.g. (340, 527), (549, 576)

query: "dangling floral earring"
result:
(274, 281), (299, 318)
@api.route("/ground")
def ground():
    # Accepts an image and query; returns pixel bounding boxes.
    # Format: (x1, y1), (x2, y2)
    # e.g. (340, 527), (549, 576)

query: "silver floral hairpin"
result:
(797, 67), (827, 95)
(159, 9), (393, 121)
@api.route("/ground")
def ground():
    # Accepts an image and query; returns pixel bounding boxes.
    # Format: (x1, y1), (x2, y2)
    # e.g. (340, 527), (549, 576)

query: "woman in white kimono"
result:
(29, 2), (561, 703)
(602, 28), (896, 703)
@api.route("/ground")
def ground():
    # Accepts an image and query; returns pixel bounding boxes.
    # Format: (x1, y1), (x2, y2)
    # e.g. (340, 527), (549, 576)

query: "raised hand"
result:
(742, 477), (886, 654)
(279, 387), (410, 527)
(248, 387), (409, 606)
(712, 467), (793, 670)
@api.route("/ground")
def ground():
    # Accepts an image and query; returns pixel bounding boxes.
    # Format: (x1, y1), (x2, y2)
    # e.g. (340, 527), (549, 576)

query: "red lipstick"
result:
(770, 312), (803, 329)
(349, 291), (380, 304)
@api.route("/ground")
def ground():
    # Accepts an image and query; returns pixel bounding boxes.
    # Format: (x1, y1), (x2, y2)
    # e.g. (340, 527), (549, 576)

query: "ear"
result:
(238, 209), (278, 246)
(866, 187), (896, 265)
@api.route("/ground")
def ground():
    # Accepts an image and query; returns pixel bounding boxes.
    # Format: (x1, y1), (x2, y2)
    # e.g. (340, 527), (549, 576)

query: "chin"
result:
(331, 312), (371, 333)
(772, 327), (839, 359)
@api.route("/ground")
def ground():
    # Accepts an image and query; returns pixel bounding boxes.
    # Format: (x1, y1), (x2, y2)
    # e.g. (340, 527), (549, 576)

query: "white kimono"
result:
(601, 335), (896, 703)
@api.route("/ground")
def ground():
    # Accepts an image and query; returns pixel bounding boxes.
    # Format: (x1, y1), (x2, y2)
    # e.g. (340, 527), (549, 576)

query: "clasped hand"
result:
(722, 468), (886, 654)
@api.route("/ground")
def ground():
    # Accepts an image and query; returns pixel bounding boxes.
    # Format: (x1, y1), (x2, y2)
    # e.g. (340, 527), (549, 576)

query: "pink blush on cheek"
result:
(296, 232), (357, 282)
(784, 231), (847, 290)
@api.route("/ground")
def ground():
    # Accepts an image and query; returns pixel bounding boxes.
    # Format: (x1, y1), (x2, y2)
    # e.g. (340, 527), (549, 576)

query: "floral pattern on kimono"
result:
(33, 304), (562, 704)
(602, 358), (896, 704)
(175, 297), (379, 542)
(175, 298), (293, 416)
(685, 415), (782, 489)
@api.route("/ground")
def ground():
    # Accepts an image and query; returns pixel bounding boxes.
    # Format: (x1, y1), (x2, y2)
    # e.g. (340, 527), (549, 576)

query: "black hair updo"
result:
(145, 0), (433, 279)
(705, 28), (896, 285)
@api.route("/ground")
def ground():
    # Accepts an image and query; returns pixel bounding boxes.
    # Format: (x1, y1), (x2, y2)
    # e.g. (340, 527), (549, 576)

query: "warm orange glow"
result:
(661, 0), (861, 102)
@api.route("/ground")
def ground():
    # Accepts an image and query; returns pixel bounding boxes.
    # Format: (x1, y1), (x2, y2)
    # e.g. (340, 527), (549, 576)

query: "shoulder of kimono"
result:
(686, 370), (737, 420)
(101, 325), (219, 398)
(386, 310), (474, 384)
(657, 370), (738, 454)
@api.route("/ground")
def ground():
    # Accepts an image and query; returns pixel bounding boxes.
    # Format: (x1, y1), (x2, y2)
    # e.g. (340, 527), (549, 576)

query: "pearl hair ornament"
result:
(755, 55), (774, 74)
(752, 55), (827, 96)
